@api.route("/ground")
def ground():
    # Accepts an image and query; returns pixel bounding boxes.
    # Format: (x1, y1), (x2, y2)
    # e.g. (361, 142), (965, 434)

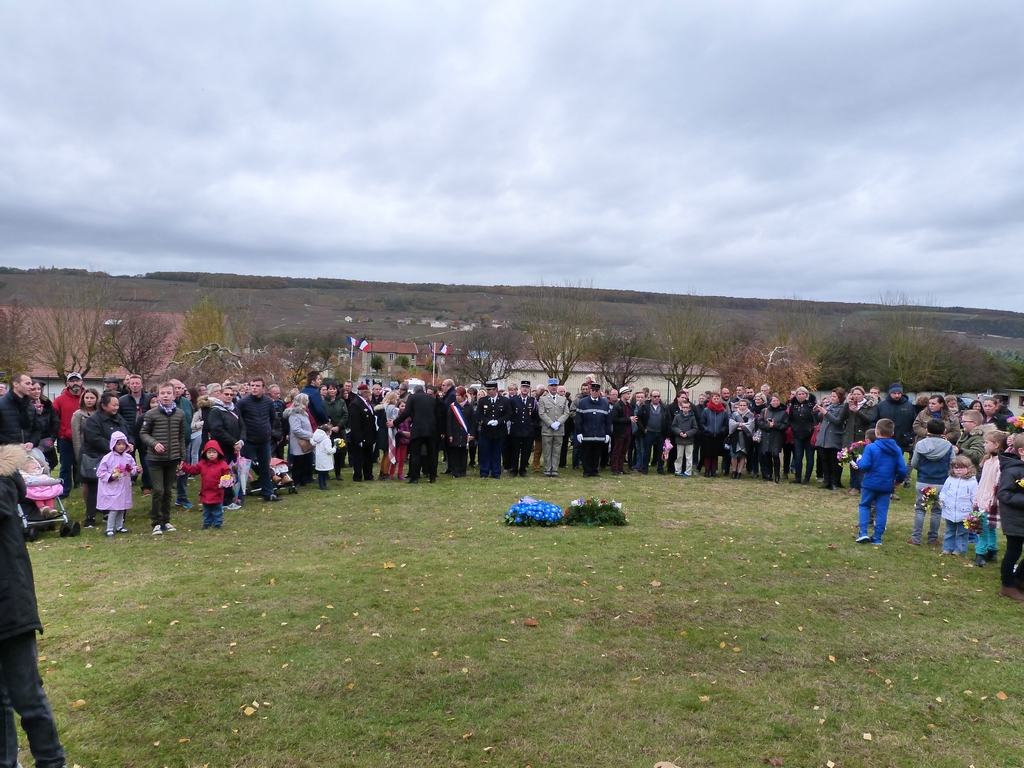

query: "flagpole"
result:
(348, 341), (354, 382)
(431, 344), (436, 387)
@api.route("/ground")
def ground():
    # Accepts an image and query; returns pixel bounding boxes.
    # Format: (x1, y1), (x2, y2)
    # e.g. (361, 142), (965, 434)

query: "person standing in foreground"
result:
(476, 381), (510, 479)
(852, 418), (907, 546)
(537, 378), (569, 477)
(390, 384), (438, 484)
(0, 444), (69, 768)
(140, 382), (187, 536)
(996, 433), (1024, 601)
(575, 382), (611, 478)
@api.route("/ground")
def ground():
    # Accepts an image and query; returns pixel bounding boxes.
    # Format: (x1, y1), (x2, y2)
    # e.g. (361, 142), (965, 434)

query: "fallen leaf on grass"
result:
(654, 763), (681, 768)
(698, 695), (709, 702)
(524, 617), (539, 627)
(996, 691), (1008, 700)
(863, 732), (872, 740)
(71, 699), (86, 708)
(828, 655), (835, 663)
(152, 741), (160, 746)
(243, 707), (256, 716)
(827, 543), (837, 550)
(179, 738), (191, 743)
(764, 759), (784, 766)
(616, 585), (624, 590)
(383, 562), (395, 569)
(651, 580), (661, 587)
(462, 731), (474, 740)
(169, 620), (179, 626)
(827, 762), (836, 768)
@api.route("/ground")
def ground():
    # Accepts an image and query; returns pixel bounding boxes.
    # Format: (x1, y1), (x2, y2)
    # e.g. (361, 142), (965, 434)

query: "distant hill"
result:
(2, 267), (1024, 352)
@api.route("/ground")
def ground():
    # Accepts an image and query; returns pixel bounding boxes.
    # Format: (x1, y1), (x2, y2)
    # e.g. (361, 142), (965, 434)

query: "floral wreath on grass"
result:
(504, 496), (627, 527)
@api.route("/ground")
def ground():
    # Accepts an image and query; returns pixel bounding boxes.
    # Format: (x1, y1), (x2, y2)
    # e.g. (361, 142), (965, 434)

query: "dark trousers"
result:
(448, 446), (468, 477)
(333, 446), (346, 478)
(642, 431), (664, 472)
(82, 480), (98, 524)
(57, 437), (76, 492)
(1001, 535), (1024, 588)
(478, 436), (504, 478)
(139, 450), (152, 491)
(559, 432), (569, 468)
(502, 438), (516, 472)
(510, 436), (532, 475)
(760, 451), (781, 480)
(242, 441), (274, 500)
(149, 462), (176, 526)
(0, 631), (66, 768)
(408, 436), (437, 481)
(792, 437), (814, 481)
(610, 435), (630, 472)
(350, 443), (375, 481)
(468, 441), (477, 467)
(580, 441), (604, 476)
(820, 446), (841, 488)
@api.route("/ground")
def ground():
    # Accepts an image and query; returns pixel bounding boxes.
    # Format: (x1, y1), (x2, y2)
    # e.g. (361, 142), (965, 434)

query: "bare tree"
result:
(32, 275), (112, 378)
(178, 296), (228, 356)
(103, 309), (176, 382)
(869, 292), (941, 390)
(0, 301), (32, 379)
(449, 326), (524, 384)
(518, 282), (596, 384)
(589, 319), (655, 390)
(654, 297), (725, 394)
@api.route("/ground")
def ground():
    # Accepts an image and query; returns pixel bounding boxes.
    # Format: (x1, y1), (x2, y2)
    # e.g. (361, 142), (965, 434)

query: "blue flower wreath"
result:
(504, 496), (565, 526)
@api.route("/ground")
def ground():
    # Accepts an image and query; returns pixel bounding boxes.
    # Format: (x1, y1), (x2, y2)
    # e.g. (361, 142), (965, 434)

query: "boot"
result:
(998, 586), (1024, 601)
(985, 549), (998, 562)
(974, 554), (986, 568)
(775, 473), (781, 484)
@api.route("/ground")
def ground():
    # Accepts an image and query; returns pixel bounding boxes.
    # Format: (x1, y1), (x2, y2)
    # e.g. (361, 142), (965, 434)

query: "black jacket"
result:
(446, 400), (478, 448)
(82, 409), (131, 459)
(394, 391), (438, 440)
(0, 390), (41, 447)
(875, 394), (917, 451)
(0, 445), (42, 642)
(206, 402), (247, 459)
(118, 392), (155, 448)
(787, 397), (817, 440)
(237, 393), (278, 445)
(508, 395), (537, 439)
(610, 400), (632, 439)
(638, 402), (670, 439)
(347, 396), (377, 446)
(35, 397), (59, 452)
(476, 395), (511, 440)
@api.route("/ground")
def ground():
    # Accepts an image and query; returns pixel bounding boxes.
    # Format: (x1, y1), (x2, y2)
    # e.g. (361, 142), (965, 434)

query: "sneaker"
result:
(682, 472), (691, 477)
(106, 530), (115, 537)
(906, 538), (920, 546)
(264, 495), (282, 502)
(202, 524), (211, 529)
(855, 535), (871, 543)
(142, 488), (152, 496)
(225, 503), (242, 510)
(163, 523), (176, 532)
(83, 521), (96, 529)
(870, 540), (883, 546)
(116, 527), (130, 534)
(152, 525), (163, 536)
(174, 501), (194, 509)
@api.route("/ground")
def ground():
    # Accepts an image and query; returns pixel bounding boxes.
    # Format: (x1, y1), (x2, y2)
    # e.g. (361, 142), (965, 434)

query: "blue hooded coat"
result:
(856, 437), (908, 492)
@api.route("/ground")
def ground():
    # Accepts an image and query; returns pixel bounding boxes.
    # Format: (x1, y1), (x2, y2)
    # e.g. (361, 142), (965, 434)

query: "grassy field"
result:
(24, 468), (1023, 768)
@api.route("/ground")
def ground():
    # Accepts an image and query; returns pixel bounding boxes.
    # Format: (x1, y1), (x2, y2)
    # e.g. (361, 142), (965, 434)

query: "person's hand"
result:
(604, 435), (611, 445)
(850, 461), (858, 470)
(234, 441), (243, 452)
(386, 420), (394, 428)
(21, 442), (33, 451)
(576, 435), (583, 444)
(550, 420), (560, 431)
(468, 435), (474, 442)
(449, 436), (453, 444)
(630, 415), (637, 423)
(154, 443), (166, 453)
(488, 419), (498, 427)
(127, 443), (134, 453)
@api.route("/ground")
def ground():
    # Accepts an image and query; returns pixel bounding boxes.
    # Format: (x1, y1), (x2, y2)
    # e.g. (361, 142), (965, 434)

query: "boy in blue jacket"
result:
(852, 418), (907, 545)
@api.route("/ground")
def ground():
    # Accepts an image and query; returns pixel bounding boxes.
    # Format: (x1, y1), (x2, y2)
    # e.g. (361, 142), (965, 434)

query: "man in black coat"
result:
(236, 377), (281, 502)
(0, 444), (69, 766)
(875, 382), (917, 489)
(206, 383), (247, 508)
(392, 384), (439, 483)
(476, 381), (511, 479)
(0, 374), (41, 449)
(506, 381), (537, 477)
(347, 383), (377, 482)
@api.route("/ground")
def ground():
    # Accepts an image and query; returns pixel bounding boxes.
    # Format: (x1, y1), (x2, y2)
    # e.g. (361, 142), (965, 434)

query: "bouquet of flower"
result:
(504, 496), (564, 526)
(219, 473), (234, 489)
(965, 509), (987, 535)
(562, 497), (627, 527)
(837, 440), (867, 466)
(921, 485), (939, 513)
(334, 437), (346, 449)
(1007, 414), (1023, 435)
(662, 438), (673, 463)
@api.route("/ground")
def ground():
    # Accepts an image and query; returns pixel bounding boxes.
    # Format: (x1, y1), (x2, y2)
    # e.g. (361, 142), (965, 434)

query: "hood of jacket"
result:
(109, 430), (129, 451)
(998, 452), (1024, 473)
(0, 443), (28, 477)
(196, 395), (218, 410)
(201, 440), (224, 458)
(916, 436), (952, 461)
(873, 437), (905, 461)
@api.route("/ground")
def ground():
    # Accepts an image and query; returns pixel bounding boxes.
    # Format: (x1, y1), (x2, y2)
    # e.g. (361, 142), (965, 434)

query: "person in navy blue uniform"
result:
(475, 381), (510, 478)
(508, 381), (537, 477)
(575, 382), (612, 478)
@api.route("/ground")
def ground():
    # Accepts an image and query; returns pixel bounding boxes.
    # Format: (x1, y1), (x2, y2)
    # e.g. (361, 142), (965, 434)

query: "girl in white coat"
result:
(311, 428), (337, 491)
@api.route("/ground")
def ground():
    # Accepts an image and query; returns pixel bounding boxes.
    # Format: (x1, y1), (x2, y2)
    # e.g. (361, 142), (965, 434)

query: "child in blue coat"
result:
(852, 418), (907, 545)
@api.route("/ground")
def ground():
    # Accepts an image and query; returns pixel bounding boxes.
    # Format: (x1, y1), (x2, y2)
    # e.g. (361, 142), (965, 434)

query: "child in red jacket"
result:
(179, 440), (233, 529)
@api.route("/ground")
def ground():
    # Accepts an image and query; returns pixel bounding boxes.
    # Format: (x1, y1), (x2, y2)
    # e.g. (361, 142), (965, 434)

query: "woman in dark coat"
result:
(787, 387), (817, 484)
(757, 394), (790, 483)
(698, 392), (729, 477)
(814, 388), (846, 491)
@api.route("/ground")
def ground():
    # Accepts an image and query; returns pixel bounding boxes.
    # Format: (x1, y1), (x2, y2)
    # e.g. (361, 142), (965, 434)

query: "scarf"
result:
(706, 400), (725, 413)
(159, 402), (177, 415)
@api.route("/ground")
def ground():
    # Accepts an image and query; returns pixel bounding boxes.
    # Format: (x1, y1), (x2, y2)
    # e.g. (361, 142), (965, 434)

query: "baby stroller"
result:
(270, 457), (298, 495)
(19, 448), (80, 541)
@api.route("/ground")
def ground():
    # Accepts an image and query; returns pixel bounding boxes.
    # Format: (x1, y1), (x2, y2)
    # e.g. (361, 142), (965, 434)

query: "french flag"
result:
(438, 343), (449, 355)
(358, 339), (371, 352)
(346, 335), (358, 346)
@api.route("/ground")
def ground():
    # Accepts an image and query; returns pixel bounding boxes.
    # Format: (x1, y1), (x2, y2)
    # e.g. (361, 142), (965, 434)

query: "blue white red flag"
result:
(358, 339), (371, 352)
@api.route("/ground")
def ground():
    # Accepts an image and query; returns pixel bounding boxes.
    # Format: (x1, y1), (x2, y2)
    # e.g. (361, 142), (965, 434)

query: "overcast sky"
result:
(2, 2), (1022, 310)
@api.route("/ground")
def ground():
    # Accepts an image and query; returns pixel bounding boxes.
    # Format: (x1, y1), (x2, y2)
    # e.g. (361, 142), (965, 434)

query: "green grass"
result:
(25, 470), (1023, 768)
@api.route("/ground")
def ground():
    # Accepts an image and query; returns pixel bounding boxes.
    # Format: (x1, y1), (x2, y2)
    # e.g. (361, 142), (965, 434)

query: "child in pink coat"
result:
(96, 430), (138, 537)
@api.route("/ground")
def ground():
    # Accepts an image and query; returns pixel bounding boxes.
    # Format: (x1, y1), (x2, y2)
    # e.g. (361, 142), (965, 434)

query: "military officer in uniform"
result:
(475, 381), (510, 478)
(508, 380), (537, 477)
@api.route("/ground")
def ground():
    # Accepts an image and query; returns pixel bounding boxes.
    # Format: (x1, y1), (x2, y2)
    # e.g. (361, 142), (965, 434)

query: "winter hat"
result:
(888, 383), (903, 395)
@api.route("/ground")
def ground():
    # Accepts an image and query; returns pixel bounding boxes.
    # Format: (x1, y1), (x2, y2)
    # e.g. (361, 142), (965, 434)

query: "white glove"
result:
(507, 422), (512, 434)
(575, 435), (583, 443)
(487, 419), (499, 427)
(550, 420), (560, 431)
(604, 435), (611, 445)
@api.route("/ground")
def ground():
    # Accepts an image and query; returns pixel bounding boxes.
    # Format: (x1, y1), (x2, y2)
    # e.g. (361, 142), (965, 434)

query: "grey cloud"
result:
(1, 1), (1022, 310)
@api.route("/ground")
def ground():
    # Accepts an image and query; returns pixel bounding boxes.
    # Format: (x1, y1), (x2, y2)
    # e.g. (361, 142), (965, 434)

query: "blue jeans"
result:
(792, 436), (814, 481)
(943, 520), (968, 554)
(478, 436), (504, 478)
(858, 488), (891, 543)
(202, 503), (224, 528)
(56, 437), (75, 493)
(642, 432), (664, 472)
(241, 441), (275, 500)
(849, 465), (863, 490)
(0, 632), (67, 768)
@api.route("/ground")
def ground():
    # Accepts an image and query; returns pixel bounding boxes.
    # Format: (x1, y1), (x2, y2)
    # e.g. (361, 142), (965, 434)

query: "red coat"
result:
(52, 388), (81, 440)
(180, 440), (232, 505)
